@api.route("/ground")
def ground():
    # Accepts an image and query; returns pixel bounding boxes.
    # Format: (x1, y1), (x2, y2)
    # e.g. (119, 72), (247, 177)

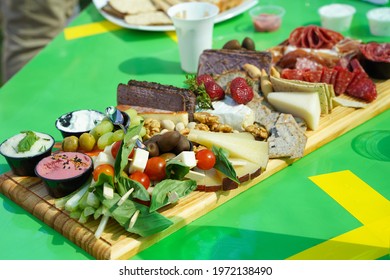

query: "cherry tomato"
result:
(144, 156), (166, 181)
(111, 140), (134, 159)
(111, 141), (122, 159)
(130, 171), (151, 189)
(93, 164), (114, 181)
(196, 149), (216, 170)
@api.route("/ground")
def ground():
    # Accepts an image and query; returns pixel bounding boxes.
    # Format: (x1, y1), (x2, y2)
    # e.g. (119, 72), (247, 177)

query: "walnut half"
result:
(245, 123), (269, 141)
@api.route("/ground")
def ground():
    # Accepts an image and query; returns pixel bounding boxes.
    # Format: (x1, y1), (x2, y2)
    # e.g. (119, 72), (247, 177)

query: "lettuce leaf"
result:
(102, 193), (173, 237)
(17, 131), (39, 152)
(212, 146), (239, 184)
(150, 179), (197, 212)
(165, 159), (190, 180)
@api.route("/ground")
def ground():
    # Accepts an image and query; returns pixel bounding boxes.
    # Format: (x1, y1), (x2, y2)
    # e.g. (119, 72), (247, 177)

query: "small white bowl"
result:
(318, 4), (356, 32)
(367, 7), (390, 37)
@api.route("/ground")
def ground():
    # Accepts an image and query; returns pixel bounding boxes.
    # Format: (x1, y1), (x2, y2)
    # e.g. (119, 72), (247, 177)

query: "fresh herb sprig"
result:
(184, 74), (214, 110)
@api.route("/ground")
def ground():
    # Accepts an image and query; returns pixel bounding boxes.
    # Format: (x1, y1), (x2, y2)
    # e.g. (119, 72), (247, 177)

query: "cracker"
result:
(124, 11), (172, 25)
(270, 76), (330, 115)
(109, 0), (157, 15)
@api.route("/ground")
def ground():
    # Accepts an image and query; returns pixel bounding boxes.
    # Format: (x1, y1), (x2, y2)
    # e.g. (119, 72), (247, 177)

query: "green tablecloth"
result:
(0, 0), (389, 260)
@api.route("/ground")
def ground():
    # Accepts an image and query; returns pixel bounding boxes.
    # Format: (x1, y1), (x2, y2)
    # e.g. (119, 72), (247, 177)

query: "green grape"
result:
(130, 115), (144, 127)
(124, 108), (138, 121)
(112, 129), (125, 142)
(90, 120), (114, 140)
(97, 132), (114, 150)
(79, 133), (96, 152)
(139, 126), (146, 138)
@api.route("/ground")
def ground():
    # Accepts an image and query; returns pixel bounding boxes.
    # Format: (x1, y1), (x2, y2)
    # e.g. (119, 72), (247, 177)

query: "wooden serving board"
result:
(1, 80), (389, 260)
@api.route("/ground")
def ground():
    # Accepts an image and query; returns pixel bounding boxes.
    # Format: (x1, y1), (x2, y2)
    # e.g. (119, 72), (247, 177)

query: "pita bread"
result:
(124, 11), (172, 25)
(109, 0), (157, 15)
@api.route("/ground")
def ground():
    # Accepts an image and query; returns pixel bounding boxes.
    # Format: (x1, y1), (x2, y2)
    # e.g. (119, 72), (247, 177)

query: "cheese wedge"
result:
(187, 129), (269, 168)
(267, 91), (321, 130)
(270, 76), (330, 114)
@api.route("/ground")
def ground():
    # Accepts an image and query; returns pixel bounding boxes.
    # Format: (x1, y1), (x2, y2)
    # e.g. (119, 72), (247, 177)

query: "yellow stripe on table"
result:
(64, 20), (124, 40)
(288, 170), (390, 260)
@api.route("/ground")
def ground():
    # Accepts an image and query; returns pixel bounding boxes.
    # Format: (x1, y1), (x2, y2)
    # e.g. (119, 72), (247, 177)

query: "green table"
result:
(0, 0), (389, 260)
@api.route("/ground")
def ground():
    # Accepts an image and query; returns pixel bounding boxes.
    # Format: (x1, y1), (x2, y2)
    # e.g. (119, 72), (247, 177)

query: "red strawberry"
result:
(204, 81), (225, 100)
(230, 77), (254, 104)
(196, 74), (215, 86)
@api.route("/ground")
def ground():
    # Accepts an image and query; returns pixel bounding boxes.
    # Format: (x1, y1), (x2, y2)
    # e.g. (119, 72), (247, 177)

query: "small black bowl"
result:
(55, 109), (106, 138)
(0, 132), (55, 176)
(361, 59), (390, 80)
(35, 152), (93, 198)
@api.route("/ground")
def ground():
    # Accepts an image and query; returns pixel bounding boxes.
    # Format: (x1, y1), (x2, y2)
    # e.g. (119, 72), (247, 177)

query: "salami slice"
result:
(321, 67), (333, 84)
(287, 25), (344, 49)
(303, 69), (323, 83)
(281, 68), (305, 80)
(333, 66), (355, 95)
(359, 42), (390, 63)
(346, 72), (377, 102)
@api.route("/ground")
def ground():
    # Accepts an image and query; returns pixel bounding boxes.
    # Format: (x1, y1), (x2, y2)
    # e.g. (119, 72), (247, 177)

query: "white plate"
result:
(93, 0), (258, 32)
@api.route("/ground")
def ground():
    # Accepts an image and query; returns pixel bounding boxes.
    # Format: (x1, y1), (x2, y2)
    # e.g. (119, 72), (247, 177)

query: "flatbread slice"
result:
(109, 0), (157, 15)
(124, 11), (172, 25)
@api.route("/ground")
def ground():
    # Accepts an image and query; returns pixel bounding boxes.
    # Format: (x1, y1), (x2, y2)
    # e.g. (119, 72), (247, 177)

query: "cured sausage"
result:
(288, 26), (344, 49)
(359, 42), (390, 63)
(280, 59), (377, 102)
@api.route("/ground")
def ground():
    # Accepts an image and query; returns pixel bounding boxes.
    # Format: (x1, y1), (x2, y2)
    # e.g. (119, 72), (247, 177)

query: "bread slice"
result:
(117, 80), (196, 121)
(124, 11), (172, 25)
(109, 0), (157, 15)
(202, 0), (243, 12)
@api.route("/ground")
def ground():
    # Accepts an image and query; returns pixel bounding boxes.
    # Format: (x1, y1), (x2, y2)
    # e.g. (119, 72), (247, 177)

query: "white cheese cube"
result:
(93, 150), (115, 167)
(128, 148), (149, 173)
(173, 151), (197, 168)
(103, 183), (114, 200)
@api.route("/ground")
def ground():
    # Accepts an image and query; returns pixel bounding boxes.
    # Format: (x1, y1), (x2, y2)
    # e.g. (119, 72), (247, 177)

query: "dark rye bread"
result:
(197, 49), (273, 77)
(117, 80), (196, 121)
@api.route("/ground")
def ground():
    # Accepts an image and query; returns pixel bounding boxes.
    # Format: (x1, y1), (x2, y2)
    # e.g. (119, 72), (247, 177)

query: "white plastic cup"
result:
(168, 2), (219, 73)
(318, 4), (356, 32)
(367, 8), (390, 37)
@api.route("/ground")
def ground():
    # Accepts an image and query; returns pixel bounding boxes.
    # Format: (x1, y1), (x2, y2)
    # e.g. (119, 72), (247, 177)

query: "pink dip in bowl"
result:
(35, 152), (93, 198)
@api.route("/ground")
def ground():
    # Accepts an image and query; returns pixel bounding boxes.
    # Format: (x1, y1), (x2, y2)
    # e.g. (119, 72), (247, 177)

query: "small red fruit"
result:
(130, 171), (151, 189)
(196, 149), (216, 170)
(144, 156), (166, 181)
(204, 81), (225, 101)
(230, 77), (254, 104)
(196, 74), (214, 86)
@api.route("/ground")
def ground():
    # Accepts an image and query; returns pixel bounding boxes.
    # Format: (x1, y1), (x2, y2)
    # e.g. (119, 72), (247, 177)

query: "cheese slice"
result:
(270, 76), (329, 114)
(140, 111), (189, 126)
(187, 129), (269, 167)
(267, 91), (321, 130)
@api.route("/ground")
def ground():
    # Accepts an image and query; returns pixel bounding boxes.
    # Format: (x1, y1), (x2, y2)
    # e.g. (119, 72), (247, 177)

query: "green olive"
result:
(62, 136), (79, 152)
(79, 133), (96, 152)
